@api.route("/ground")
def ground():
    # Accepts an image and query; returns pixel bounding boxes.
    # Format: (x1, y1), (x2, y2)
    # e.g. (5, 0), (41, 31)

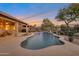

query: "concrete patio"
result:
(0, 33), (79, 56)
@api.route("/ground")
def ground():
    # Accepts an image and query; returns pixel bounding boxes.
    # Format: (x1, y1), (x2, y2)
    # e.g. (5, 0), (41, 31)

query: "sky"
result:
(0, 3), (70, 26)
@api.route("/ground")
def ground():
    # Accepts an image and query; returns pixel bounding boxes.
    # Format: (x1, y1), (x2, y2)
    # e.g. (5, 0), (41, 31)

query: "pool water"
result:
(21, 32), (64, 50)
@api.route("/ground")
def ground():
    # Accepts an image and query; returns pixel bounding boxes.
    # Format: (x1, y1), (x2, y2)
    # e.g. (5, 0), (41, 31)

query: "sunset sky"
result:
(0, 3), (70, 26)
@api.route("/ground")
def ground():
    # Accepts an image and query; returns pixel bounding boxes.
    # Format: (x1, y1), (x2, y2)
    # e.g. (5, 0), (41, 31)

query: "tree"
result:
(56, 3), (79, 42)
(74, 24), (79, 33)
(59, 24), (68, 35)
(33, 24), (37, 27)
(41, 18), (54, 32)
(69, 3), (79, 21)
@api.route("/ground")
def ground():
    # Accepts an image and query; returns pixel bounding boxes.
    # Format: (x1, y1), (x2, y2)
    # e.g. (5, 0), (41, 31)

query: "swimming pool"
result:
(21, 32), (64, 50)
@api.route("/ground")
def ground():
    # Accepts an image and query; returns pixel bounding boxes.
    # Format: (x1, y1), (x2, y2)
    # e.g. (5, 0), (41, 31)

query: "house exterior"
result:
(0, 11), (29, 37)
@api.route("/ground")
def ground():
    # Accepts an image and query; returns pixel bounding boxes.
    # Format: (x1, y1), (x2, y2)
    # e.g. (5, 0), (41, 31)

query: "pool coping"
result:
(20, 32), (79, 49)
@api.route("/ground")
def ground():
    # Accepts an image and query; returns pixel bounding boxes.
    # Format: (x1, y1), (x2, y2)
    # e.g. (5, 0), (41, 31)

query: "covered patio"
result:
(0, 11), (29, 37)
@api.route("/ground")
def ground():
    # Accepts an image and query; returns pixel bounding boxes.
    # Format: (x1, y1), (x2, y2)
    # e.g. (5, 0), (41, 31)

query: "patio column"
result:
(26, 25), (29, 34)
(15, 22), (19, 36)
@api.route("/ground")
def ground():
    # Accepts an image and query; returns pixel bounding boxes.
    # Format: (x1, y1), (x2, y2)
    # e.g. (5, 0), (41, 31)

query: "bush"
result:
(67, 31), (75, 42)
